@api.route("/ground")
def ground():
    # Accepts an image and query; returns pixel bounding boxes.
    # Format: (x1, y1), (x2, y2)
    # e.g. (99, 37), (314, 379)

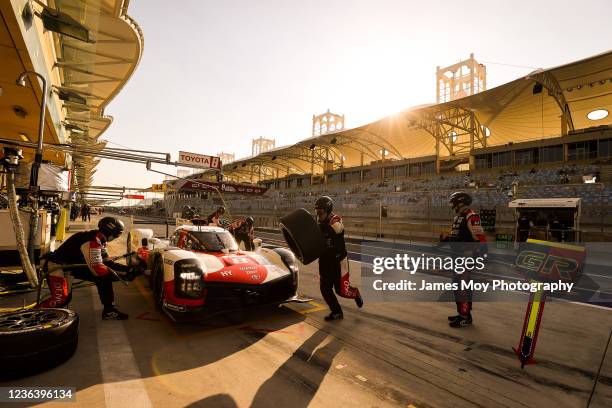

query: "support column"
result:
(435, 138), (441, 175)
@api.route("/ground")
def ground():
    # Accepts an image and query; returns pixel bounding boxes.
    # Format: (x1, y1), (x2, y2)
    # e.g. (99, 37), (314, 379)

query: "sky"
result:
(95, 0), (612, 190)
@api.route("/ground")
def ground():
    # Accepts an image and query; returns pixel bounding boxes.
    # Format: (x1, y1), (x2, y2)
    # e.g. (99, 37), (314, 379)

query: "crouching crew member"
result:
(230, 216), (255, 250)
(40, 217), (136, 320)
(207, 206), (226, 227)
(315, 196), (363, 321)
(441, 192), (487, 328)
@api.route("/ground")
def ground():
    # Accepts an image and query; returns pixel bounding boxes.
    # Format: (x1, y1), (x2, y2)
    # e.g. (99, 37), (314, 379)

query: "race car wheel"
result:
(152, 258), (165, 310)
(279, 208), (325, 265)
(0, 308), (79, 380)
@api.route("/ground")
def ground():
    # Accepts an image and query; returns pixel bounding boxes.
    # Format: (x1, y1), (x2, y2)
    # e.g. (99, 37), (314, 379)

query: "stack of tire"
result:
(0, 308), (79, 380)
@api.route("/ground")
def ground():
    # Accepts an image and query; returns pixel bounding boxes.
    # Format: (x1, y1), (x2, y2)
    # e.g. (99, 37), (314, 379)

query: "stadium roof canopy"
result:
(0, 0), (143, 192)
(222, 50), (612, 182)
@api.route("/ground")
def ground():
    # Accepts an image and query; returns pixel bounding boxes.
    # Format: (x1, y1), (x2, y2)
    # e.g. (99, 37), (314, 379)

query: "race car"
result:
(127, 224), (300, 320)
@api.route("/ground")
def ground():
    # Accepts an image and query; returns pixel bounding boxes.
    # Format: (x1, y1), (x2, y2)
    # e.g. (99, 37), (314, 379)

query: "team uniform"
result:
(447, 207), (487, 318)
(39, 217), (131, 320)
(40, 231), (128, 310)
(230, 219), (255, 250)
(318, 212), (362, 318)
(206, 207), (226, 227)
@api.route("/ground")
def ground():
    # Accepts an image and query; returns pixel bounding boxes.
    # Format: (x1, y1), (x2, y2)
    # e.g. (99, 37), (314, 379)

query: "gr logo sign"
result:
(515, 251), (580, 282)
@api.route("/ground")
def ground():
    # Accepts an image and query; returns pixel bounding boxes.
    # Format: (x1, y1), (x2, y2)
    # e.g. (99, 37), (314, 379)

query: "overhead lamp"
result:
(19, 132), (30, 142)
(64, 123), (85, 134)
(12, 105), (28, 118)
(40, 6), (95, 43)
(57, 89), (87, 105)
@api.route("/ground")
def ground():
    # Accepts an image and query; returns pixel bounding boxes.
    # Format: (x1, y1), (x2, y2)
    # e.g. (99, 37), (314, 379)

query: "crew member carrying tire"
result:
(315, 196), (363, 321)
(230, 216), (255, 250)
(39, 217), (136, 320)
(207, 206), (226, 227)
(440, 192), (487, 328)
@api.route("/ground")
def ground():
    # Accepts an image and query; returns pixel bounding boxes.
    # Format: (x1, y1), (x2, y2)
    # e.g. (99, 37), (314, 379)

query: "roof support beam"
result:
(526, 71), (575, 135)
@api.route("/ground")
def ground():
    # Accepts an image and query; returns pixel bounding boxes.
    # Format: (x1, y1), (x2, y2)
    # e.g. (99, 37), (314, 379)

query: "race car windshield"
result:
(190, 231), (239, 252)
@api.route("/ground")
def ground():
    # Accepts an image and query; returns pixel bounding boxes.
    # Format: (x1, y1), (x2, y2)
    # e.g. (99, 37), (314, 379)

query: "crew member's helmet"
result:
(98, 217), (125, 240)
(217, 206), (226, 215)
(245, 216), (254, 226)
(315, 196), (334, 214)
(449, 191), (472, 211)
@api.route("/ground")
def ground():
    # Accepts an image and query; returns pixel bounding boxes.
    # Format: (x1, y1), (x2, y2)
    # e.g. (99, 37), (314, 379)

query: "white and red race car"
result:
(127, 224), (301, 320)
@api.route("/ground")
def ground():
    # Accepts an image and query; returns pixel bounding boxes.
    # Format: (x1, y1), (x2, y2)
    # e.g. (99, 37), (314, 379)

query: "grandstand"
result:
(164, 51), (612, 241)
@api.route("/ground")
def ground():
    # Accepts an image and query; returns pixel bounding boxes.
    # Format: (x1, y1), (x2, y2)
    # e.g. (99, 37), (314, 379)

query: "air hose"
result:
(6, 170), (38, 288)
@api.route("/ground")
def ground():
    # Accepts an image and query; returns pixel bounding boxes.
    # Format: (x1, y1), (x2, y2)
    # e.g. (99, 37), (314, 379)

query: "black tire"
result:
(0, 308), (79, 380)
(279, 208), (325, 265)
(152, 258), (165, 310)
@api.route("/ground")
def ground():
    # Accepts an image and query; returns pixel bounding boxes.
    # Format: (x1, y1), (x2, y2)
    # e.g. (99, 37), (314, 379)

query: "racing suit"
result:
(230, 220), (254, 251)
(39, 230), (128, 308)
(447, 208), (487, 316)
(318, 213), (360, 314)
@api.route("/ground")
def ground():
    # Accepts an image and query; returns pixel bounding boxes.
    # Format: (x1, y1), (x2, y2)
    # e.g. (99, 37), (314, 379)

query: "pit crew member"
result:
(206, 206), (226, 227)
(441, 192), (487, 328)
(40, 217), (136, 320)
(315, 196), (363, 321)
(230, 216), (255, 250)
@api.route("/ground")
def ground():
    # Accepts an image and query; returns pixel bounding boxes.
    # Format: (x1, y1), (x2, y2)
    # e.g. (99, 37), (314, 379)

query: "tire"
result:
(0, 308), (79, 380)
(279, 208), (325, 265)
(152, 258), (165, 310)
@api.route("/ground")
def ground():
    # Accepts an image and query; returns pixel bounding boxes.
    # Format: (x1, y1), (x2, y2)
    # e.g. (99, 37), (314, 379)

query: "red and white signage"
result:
(124, 194), (145, 200)
(178, 151), (221, 169)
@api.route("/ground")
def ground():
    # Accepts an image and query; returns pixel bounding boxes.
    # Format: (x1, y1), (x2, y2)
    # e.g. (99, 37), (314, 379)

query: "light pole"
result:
(16, 71), (48, 265)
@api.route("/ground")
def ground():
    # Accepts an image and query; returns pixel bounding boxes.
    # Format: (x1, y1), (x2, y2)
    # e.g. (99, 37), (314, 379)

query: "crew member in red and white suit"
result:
(441, 192), (487, 328)
(40, 217), (133, 320)
(315, 196), (364, 321)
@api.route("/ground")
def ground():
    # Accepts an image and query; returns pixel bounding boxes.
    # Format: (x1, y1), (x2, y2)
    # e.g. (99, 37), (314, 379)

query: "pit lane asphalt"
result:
(2, 215), (610, 408)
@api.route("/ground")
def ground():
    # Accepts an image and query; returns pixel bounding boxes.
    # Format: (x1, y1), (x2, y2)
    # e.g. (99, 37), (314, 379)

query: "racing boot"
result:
(102, 306), (129, 320)
(449, 314), (472, 328)
(355, 293), (364, 308)
(324, 312), (344, 321)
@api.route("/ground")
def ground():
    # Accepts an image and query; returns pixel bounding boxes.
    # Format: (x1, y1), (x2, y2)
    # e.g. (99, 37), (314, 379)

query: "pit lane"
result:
(1, 215), (611, 407)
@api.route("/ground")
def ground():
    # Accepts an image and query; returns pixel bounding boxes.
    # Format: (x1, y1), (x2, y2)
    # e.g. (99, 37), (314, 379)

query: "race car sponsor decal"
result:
(164, 258), (175, 266)
(227, 256), (249, 264)
(220, 270), (232, 277)
(163, 301), (187, 312)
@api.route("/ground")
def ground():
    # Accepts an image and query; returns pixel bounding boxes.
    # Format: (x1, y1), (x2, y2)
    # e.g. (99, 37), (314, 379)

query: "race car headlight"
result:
(174, 259), (204, 299)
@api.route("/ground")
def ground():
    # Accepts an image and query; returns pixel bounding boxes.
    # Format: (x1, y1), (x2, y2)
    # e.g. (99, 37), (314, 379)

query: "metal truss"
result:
(411, 105), (488, 156)
(526, 71), (574, 134)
